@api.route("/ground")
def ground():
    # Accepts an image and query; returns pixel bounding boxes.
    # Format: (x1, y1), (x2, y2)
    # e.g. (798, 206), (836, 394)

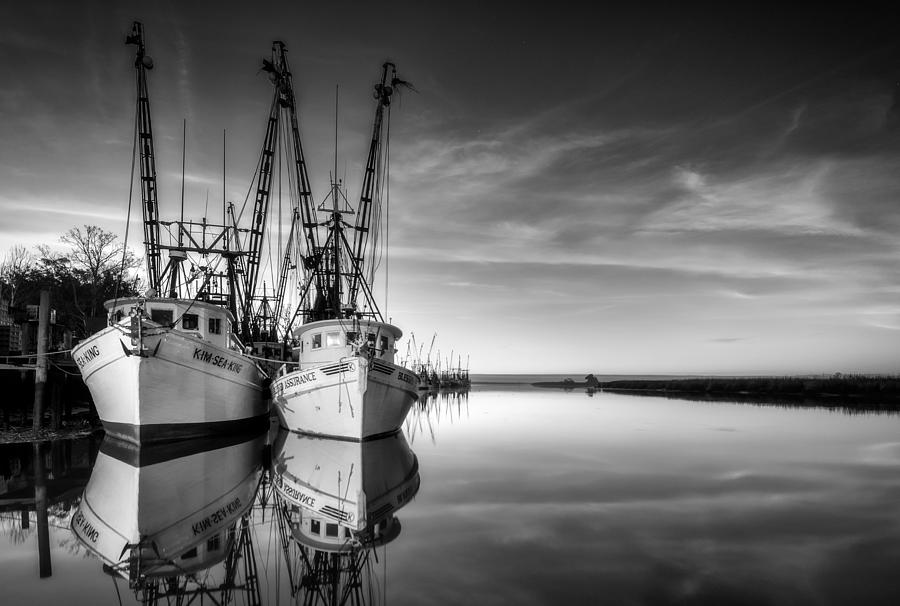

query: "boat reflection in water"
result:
(70, 430), (267, 603)
(270, 427), (420, 603)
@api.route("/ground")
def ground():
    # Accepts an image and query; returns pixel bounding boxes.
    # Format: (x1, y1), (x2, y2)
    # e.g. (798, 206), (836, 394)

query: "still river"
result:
(2, 383), (899, 604)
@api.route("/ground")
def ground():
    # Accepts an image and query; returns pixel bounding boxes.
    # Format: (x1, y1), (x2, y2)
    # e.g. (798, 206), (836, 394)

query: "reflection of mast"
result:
(138, 512), (261, 606)
(273, 495), (401, 606)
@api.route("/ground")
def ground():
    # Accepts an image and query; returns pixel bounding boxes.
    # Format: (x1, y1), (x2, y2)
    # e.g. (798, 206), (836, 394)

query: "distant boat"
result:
(70, 432), (266, 600)
(271, 62), (419, 440)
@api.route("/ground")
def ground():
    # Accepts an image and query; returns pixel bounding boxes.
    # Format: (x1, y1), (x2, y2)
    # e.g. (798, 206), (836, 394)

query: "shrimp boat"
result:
(271, 62), (419, 440)
(73, 297), (267, 443)
(73, 26), (312, 442)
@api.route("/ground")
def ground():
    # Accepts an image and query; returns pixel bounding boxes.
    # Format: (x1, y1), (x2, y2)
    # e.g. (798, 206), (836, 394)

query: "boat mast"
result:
(238, 41), (318, 344)
(284, 62), (410, 334)
(125, 22), (162, 294)
(346, 62), (410, 309)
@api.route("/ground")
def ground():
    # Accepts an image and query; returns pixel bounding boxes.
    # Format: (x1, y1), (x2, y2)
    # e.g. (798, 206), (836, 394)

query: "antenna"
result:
(180, 119), (186, 246)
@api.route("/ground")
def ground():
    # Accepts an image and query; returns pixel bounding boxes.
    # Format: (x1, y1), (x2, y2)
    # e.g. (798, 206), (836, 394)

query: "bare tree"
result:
(59, 225), (142, 318)
(61, 225), (139, 285)
(0, 244), (35, 306)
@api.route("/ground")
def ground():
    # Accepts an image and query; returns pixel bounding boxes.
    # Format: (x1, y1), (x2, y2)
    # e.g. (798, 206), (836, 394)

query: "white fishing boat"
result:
(72, 297), (267, 443)
(70, 432), (266, 593)
(271, 62), (419, 440)
(272, 318), (419, 439)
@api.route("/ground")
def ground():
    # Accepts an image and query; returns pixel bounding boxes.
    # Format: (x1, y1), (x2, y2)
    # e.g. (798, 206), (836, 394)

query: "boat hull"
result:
(72, 324), (267, 444)
(271, 357), (418, 440)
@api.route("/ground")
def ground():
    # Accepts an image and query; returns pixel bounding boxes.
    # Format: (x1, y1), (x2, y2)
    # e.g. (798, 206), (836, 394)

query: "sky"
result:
(1, 2), (899, 375)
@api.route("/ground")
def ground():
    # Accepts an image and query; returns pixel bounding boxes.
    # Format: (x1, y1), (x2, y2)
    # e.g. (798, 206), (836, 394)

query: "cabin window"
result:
(182, 313), (199, 330)
(312, 334), (322, 349)
(209, 317), (222, 334)
(207, 535), (221, 552)
(310, 519), (321, 535)
(325, 523), (339, 537)
(150, 308), (173, 326)
(181, 547), (198, 560)
(344, 528), (353, 539)
(380, 336), (389, 352)
(113, 309), (124, 322)
(326, 332), (342, 347)
(367, 333), (376, 347)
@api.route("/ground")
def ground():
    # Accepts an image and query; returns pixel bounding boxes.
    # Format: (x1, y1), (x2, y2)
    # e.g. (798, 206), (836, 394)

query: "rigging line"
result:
(113, 103), (140, 305)
(235, 101), (273, 226)
(383, 108), (391, 314)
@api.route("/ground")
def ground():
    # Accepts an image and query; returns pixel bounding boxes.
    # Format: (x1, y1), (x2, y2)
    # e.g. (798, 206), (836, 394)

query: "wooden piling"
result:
(32, 290), (50, 432)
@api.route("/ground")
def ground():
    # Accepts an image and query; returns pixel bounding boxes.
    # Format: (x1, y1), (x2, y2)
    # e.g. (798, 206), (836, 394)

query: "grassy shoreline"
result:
(534, 374), (900, 408)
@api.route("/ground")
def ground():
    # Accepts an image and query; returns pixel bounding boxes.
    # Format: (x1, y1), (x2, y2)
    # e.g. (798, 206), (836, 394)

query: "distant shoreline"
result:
(532, 375), (900, 409)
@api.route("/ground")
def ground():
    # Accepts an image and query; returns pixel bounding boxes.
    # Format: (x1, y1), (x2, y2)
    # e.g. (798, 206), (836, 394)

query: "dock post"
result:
(33, 290), (50, 432)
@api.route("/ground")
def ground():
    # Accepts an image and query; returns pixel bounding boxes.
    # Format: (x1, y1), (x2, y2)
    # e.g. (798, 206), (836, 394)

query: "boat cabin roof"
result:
(104, 297), (235, 323)
(292, 318), (402, 340)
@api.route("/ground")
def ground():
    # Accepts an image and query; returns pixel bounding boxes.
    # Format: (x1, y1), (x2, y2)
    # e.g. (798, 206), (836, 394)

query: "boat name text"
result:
(397, 370), (416, 385)
(278, 370), (319, 393)
(193, 348), (243, 374)
(191, 497), (243, 536)
(74, 345), (101, 369)
(275, 475), (316, 507)
(72, 510), (100, 543)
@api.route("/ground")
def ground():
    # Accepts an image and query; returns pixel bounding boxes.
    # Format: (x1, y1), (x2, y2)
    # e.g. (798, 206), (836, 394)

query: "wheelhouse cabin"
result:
(290, 319), (401, 368)
(105, 297), (237, 350)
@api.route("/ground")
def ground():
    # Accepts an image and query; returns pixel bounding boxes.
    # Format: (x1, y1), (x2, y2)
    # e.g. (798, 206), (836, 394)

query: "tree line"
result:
(0, 225), (143, 338)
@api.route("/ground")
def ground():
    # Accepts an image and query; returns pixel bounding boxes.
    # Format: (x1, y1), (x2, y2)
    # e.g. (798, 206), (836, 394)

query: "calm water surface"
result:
(2, 385), (900, 605)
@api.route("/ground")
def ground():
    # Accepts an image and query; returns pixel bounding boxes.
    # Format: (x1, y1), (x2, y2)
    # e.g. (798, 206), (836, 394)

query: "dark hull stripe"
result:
(100, 425), (269, 466)
(285, 427), (401, 443)
(102, 414), (270, 447)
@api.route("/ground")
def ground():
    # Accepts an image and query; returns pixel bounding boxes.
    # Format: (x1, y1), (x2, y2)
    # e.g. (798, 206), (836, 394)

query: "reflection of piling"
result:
(32, 290), (50, 432)
(33, 441), (52, 578)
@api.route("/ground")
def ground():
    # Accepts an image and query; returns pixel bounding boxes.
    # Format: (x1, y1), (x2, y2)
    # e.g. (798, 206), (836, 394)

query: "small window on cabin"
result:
(325, 523), (339, 537)
(344, 528), (353, 539)
(380, 336), (389, 352)
(182, 313), (199, 330)
(207, 535), (221, 552)
(312, 334), (322, 349)
(114, 310), (124, 322)
(326, 332), (342, 347)
(310, 519), (321, 535)
(181, 547), (198, 560)
(150, 308), (173, 326)
(209, 318), (222, 334)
